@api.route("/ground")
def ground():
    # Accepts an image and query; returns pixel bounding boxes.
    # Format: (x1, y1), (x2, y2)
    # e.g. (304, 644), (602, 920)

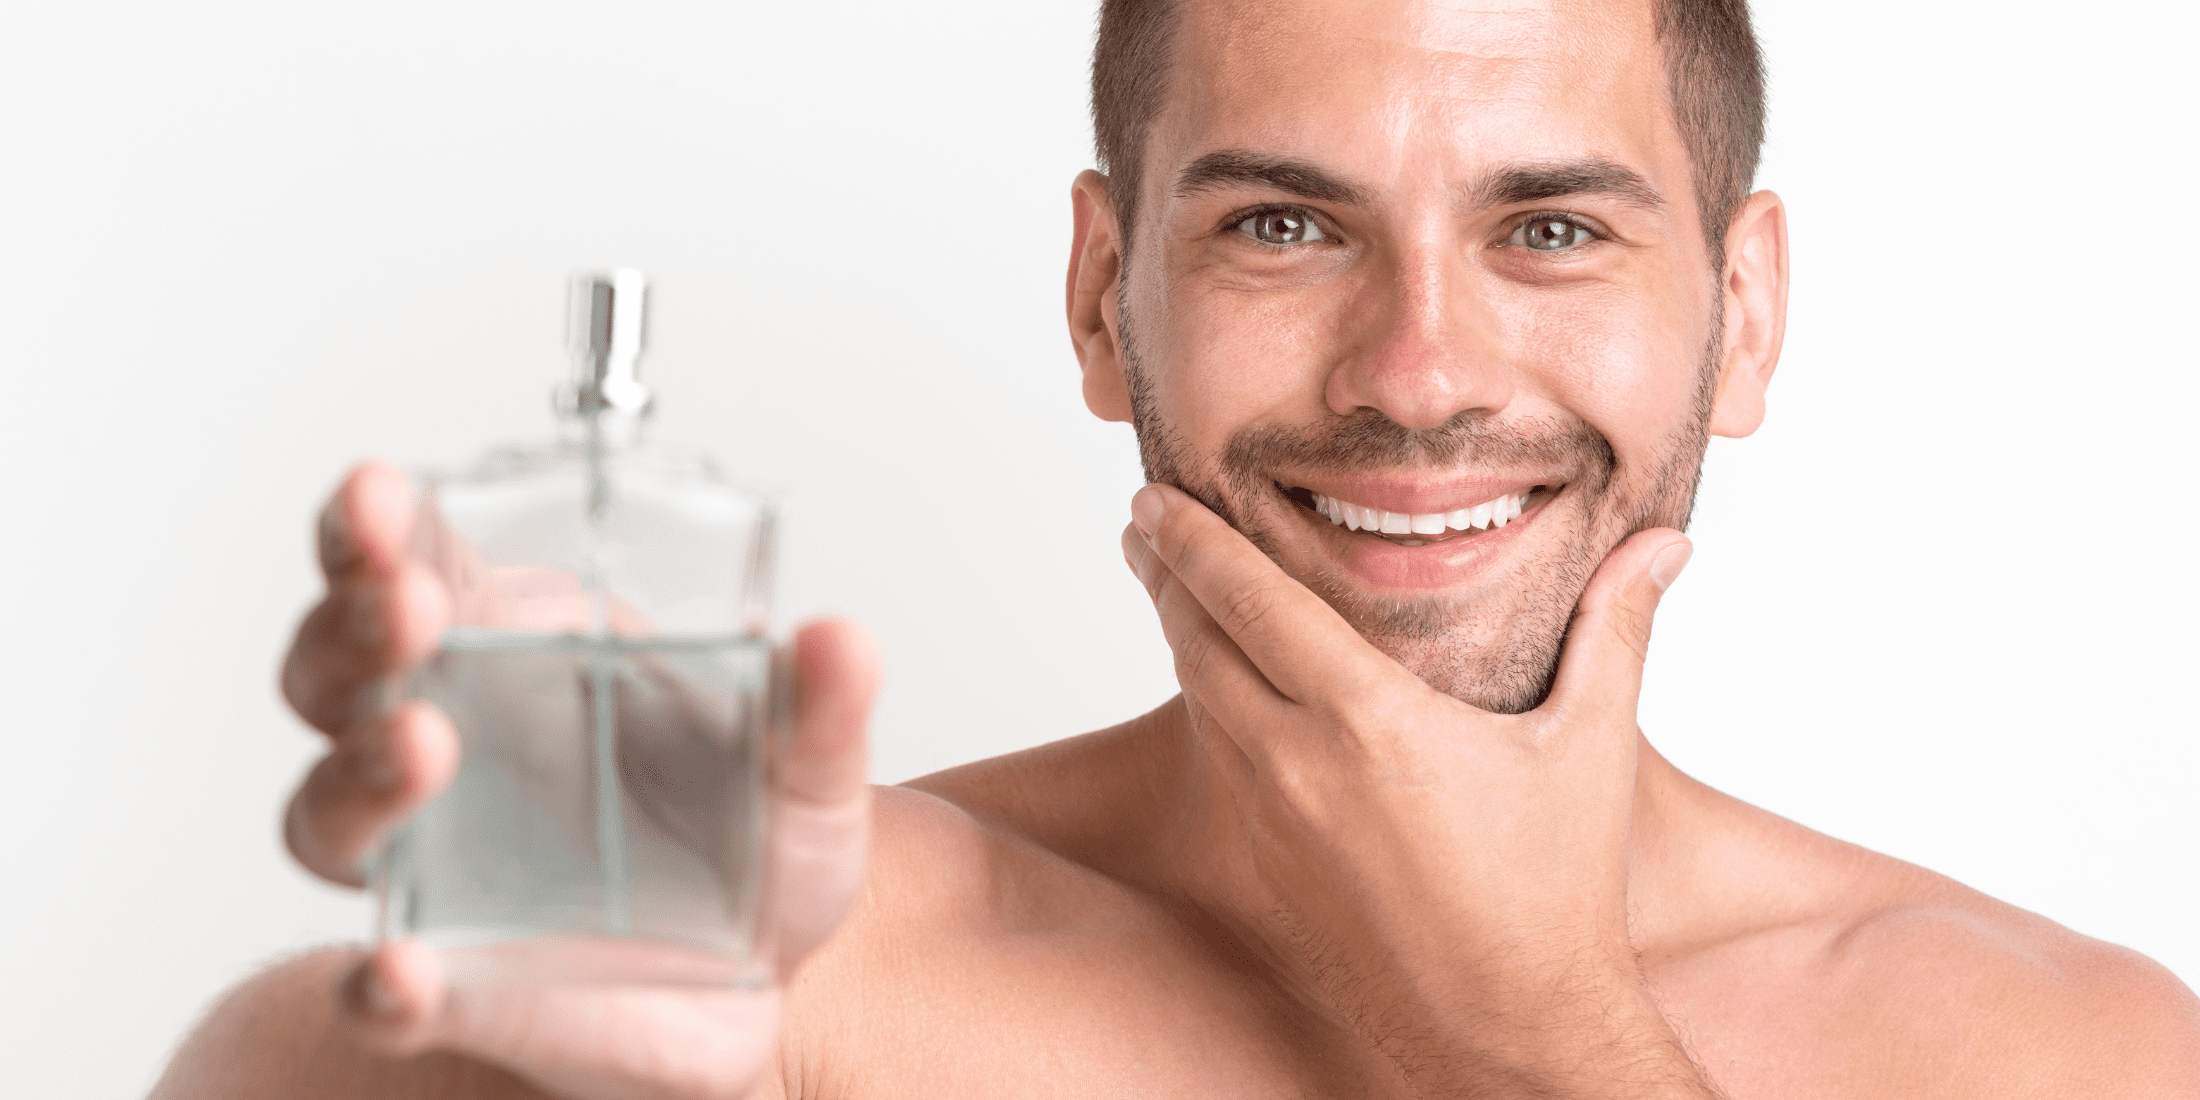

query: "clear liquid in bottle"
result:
(374, 270), (779, 990)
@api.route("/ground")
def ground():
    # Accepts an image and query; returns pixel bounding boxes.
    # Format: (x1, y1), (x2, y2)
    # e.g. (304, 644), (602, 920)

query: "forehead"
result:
(1160, 0), (1678, 195)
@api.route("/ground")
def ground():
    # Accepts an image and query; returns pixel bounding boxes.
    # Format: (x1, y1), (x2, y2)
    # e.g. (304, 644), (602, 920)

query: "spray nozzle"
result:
(560, 268), (653, 418)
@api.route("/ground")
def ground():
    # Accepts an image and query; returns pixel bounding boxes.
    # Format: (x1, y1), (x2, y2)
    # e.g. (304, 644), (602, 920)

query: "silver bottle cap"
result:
(563, 268), (653, 417)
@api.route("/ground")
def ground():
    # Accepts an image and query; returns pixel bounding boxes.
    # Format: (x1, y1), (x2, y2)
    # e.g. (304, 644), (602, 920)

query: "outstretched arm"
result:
(150, 463), (879, 1100)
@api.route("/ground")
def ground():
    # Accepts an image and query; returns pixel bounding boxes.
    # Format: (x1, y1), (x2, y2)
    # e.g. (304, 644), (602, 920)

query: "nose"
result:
(1323, 248), (1513, 431)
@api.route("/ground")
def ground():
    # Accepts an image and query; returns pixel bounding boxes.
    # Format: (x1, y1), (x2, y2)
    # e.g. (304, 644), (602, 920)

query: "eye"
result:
(1511, 215), (1597, 252)
(1233, 207), (1330, 246)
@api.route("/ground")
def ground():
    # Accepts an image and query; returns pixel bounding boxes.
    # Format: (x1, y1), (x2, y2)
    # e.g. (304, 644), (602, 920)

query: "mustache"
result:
(1218, 408), (1615, 488)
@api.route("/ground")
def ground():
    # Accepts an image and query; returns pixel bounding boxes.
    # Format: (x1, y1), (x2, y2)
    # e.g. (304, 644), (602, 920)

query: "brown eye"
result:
(1516, 216), (1593, 251)
(1235, 208), (1329, 245)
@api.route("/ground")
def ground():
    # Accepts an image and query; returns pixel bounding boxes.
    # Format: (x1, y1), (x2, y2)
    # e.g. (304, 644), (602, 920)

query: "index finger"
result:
(317, 461), (415, 583)
(1131, 483), (1399, 706)
(283, 463), (445, 735)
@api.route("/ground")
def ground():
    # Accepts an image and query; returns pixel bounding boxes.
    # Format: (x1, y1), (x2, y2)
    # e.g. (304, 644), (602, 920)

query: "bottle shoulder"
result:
(437, 435), (742, 490)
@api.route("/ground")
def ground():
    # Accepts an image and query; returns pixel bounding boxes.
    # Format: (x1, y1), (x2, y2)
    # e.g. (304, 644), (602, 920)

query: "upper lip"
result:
(1282, 474), (1554, 515)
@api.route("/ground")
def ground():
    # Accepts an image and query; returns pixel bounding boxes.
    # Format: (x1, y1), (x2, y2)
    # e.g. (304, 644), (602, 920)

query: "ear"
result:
(1707, 190), (1789, 439)
(1068, 169), (1132, 423)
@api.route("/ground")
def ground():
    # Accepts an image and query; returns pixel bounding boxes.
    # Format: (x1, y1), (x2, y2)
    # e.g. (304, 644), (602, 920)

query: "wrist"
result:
(1347, 947), (1715, 1099)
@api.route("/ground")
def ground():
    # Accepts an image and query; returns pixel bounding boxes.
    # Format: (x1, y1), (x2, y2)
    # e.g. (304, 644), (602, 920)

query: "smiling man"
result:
(155, 0), (2200, 1097)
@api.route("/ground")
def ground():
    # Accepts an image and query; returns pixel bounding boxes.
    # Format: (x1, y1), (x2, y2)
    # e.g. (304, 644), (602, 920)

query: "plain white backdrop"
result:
(0, 2), (2192, 1095)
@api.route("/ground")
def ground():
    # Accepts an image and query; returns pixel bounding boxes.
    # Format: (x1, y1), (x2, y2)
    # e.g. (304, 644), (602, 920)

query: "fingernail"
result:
(1649, 542), (1694, 592)
(1131, 485), (1165, 539)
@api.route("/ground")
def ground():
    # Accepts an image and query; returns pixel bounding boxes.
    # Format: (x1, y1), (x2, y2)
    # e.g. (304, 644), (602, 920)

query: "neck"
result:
(1110, 695), (1721, 979)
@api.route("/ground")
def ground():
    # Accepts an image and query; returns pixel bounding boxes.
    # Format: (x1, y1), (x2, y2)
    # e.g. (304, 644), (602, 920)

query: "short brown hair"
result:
(1090, 0), (1766, 264)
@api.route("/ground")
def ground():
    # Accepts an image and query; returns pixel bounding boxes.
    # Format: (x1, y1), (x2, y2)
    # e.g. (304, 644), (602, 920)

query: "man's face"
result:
(1085, 0), (1760, 712)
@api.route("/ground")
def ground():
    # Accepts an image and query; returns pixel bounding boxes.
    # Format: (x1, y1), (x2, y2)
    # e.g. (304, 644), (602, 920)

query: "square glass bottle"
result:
(374, 270), (780, 989)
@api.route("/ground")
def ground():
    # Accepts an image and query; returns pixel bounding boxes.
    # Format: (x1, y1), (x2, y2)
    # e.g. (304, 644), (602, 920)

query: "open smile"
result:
(1280, 483), (1559, 547)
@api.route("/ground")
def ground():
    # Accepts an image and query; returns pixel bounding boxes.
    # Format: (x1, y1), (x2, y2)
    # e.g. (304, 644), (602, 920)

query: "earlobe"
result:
(1707, 190), (1789, 439)
(1068, 170), (1134, 423)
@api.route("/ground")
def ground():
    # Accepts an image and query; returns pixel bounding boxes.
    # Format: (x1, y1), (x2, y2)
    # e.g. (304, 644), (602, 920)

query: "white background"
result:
(0, 2), (2192, 1096)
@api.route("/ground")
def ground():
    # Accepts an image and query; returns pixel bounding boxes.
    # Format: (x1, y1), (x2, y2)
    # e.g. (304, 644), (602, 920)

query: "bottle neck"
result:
(559, 407), (648, 451)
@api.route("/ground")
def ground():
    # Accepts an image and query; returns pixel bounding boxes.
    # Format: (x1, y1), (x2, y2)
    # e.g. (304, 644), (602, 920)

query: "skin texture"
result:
(153, 0), (2200, 1097)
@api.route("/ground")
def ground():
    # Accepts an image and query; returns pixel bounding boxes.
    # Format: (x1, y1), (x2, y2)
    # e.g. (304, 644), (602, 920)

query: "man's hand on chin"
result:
(1122, 481), (1712, 1099)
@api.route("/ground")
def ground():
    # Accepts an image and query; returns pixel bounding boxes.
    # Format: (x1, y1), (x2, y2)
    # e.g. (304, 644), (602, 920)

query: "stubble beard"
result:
(1120, 299), (1721, 714)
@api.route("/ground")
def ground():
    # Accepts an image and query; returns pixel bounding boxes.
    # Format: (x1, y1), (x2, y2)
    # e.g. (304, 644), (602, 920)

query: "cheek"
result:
(1146, 281), (1340, 450)
(1489, 279), (1706, 458)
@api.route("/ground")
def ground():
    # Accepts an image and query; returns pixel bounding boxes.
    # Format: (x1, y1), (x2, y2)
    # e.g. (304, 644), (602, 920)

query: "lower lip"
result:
(1302, 497), (1546, 591)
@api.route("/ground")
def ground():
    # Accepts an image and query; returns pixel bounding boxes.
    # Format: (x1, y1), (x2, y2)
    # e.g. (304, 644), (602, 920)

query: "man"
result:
(154, 0), (2200, 1096)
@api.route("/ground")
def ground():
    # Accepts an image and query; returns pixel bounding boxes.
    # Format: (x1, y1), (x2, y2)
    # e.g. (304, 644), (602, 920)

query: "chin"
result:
(1322, 586), (1574, 715)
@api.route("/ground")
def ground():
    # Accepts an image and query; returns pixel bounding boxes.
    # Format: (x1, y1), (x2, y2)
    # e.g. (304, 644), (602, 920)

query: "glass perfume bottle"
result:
(374, 269), (780, 989)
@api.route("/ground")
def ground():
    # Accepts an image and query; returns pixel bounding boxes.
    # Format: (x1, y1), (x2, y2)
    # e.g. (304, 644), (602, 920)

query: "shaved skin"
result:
(155, 0), (2198, 1096)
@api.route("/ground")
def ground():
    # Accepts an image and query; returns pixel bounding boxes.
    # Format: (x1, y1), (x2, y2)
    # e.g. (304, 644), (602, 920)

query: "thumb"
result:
(1541, 529), (1692, 726)
(341, 940), (784, 1099)
(767, 617), (878, 974)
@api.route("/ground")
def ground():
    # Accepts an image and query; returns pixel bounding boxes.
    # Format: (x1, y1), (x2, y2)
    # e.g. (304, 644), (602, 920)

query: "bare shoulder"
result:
(773, 781), (1008, 995)
(808, 723), (1154, 951)
(821, 780), (1065, 939)
(1825, 878), (2200, 1096)
(1663, 790), (2200, 1099)
(775, 733), (1162, 1096)
(839, 765), (1127, 936)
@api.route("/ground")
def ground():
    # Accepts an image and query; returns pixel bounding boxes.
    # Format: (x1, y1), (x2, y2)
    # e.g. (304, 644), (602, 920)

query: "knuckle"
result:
(1602, 597), (1654, 664)
(1262, 755), (1330, 824)
(1155, 575), (1207, 634)
(1137, 556), (1166, 600)
(1326, 697), (1390, 747)
(1213, 580), (1278, 637)
(1172, 628), (1216, 688)
(1127, 541), (1165, 599)
(1512, 713), (1564, 757)
(1158, 512), (1220, 574)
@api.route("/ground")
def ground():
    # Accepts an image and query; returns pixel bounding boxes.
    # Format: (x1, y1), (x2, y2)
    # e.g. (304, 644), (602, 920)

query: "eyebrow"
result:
(1474, 158), (1666, 212)
(1172, 150), (1373, 206)
(1170, 149), (1664, 213)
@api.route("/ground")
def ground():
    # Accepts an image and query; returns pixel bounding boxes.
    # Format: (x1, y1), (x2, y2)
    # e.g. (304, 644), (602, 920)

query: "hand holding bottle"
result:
(278, 461), (878, 1098)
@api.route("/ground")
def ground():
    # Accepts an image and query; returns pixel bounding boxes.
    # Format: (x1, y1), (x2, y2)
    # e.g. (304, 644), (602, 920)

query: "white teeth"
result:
(1306, 490), (1535, 538)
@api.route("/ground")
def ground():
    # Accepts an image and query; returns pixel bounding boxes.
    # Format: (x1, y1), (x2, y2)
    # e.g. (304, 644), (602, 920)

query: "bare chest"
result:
(786, 916), (1860, 1100)
(786, 914), (1412, 1099)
